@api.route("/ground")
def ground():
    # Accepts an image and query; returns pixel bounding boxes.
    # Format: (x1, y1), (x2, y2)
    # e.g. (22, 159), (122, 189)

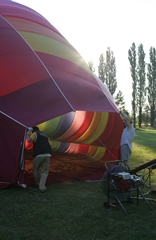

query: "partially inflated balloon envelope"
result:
(0, 0), (124, 186)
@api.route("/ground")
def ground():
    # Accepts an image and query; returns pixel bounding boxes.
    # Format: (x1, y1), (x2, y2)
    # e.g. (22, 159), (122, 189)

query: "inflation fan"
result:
(102, 160), (153, 215)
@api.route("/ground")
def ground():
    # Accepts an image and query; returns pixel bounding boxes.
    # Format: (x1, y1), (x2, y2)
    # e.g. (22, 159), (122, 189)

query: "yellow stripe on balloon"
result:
(44, 116), (62, 137)
(74, 112), (101, 143)
(92, 146), (106, 160)
(82, 112), (109, 144)
(5, 17), (75, 51)
(37, 122), (47, 132)
(51, 141), (61, 152)
(19, 32), (94, 77)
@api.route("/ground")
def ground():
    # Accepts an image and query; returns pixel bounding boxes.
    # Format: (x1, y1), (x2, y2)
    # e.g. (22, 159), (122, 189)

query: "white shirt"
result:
(120, 126), (135, 151)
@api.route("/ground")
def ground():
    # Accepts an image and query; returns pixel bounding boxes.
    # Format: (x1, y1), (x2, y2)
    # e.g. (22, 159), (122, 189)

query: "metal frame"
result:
(103, 160), (153, 216)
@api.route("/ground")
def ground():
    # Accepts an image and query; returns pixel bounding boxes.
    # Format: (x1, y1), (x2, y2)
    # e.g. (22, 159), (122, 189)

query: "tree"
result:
(114, 90), (129, 116)
(137, 44), (146, 128)
(98, 53), (105, 83)
(128, 43), (137, 128)
(141, 104), (151, 125)
(88, 60), (95, 73)
(146, 47), (156, 126)
(98, 47), (117, 96)
(114, 90), (125, 111)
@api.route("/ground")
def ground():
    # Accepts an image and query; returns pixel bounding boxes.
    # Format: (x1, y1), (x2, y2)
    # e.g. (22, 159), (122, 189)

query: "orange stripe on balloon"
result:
(93, 112), (115, 146)
(82, 112), (108, 145)
(86, 145), (99, 156)
(75, 112), (101, 143)
(93, 113), (124, 151)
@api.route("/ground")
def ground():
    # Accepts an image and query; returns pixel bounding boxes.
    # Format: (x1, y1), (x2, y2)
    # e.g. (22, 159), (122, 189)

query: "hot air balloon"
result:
(0, 0), (124, 188)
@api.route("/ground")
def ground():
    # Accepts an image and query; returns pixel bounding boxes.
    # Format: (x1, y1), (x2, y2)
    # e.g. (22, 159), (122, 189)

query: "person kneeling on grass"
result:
(120, 111), (135, 170)
(27, 126), (52, 192)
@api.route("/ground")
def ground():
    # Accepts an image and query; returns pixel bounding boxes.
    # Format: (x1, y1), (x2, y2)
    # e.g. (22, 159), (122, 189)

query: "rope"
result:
(0, 111), (28, 129)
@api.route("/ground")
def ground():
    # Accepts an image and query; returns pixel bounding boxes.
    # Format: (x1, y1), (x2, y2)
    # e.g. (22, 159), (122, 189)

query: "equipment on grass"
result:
(102, 160), (153, 215)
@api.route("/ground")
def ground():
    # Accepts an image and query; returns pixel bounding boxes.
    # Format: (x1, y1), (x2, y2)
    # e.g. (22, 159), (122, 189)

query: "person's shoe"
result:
(40, 189), (46, 193)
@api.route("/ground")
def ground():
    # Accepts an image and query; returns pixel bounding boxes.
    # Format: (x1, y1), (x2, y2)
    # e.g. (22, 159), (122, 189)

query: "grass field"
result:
(130, 127), (156, 169)
(1, 127), (156, 240)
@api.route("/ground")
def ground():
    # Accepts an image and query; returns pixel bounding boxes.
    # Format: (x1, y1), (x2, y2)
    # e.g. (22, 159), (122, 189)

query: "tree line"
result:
(88, 43), (156, 128)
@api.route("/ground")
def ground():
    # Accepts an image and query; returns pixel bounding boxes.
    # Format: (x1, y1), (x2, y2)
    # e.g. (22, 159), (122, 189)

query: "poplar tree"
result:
(98, 47), (117, 96)
(137, 43), (146, 127)
(88, 60), (95, 73)
(128, 43), (137, 128)
(147, 47), (156, 126)
(98, 53), (105, 83)
(114, 90), (126, 112)
(142, 104), (151, 125)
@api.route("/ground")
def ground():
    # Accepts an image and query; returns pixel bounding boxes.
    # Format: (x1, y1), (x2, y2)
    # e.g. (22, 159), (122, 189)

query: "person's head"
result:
(124, 117), (133, 127)
(32, 126), (39, 133)
(129, 118), (133, 124)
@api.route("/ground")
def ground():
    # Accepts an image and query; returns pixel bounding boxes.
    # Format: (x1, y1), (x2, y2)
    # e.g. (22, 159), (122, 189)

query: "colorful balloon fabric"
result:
(0, 0), (124, 185)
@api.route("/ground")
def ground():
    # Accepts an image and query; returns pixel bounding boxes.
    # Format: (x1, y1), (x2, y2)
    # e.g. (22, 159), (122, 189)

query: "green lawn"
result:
(130, 127), (156, 169)
(1, 127), (156, 240)
(130, 127), (156, 191)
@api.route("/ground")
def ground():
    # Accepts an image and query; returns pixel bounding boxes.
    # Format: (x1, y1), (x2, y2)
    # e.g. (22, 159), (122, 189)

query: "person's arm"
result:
(120, 111), (131, 130)
(120, 111), (127, 118)
(27, 128), (37, 142)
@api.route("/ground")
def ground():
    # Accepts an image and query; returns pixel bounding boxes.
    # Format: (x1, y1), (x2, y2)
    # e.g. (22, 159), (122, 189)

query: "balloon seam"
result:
(0, 15), (75, 112)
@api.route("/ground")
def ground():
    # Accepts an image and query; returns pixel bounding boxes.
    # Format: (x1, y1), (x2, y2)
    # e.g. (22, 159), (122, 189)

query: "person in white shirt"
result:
(120, 111), (135, 169)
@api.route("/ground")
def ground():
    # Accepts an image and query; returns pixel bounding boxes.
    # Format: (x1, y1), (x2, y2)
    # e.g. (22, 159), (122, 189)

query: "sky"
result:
(14, 0), (156, 112)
